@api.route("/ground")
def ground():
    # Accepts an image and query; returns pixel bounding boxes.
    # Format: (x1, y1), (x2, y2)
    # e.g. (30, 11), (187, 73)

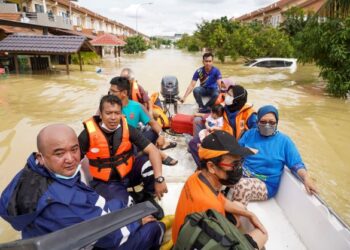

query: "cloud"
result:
(77, 0), (277, 36)
(109, 7), (121, 13)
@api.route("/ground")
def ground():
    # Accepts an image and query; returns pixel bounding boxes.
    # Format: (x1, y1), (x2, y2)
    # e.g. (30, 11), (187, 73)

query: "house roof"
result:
(49, 27), (96, 40)
(0, 34), (95, 54)
(0, 25), (43, 35)
(235, 0), (325, 21)
(90, 33), (126, 46)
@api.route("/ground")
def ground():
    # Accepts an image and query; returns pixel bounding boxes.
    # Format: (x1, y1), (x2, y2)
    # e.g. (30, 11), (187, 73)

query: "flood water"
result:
(0, 49), (349, 242)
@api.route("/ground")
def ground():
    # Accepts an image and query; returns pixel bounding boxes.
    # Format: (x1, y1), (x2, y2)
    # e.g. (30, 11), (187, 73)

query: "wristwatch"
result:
(155, 176), (165, 183)
(158, 131), (166, 137)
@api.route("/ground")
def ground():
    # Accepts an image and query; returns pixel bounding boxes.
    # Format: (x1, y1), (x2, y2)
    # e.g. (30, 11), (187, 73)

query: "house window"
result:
(35, 4), (44, 13)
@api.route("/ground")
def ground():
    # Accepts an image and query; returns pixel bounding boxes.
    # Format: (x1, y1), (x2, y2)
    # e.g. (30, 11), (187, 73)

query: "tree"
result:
(280, 7), (308, 37)
(123, 36), (148, 54)
(319, 0), (350, 18)
(295, 16), (350, 97)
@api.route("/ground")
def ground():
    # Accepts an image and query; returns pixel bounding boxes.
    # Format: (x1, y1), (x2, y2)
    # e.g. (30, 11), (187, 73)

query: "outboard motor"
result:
(161, 76), (179, 104)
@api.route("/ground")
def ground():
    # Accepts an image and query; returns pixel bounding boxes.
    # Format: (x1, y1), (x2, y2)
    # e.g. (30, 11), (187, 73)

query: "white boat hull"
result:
(159, 103), (350, 249)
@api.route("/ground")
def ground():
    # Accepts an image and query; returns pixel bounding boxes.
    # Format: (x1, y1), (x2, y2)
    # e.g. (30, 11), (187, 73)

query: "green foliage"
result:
(280, 7), (308, 37)
(295, 16), (350, 97)
(123, 35), (149, 54)
(150, 37), (172, 48)
(175, 33), (201, 51)
(319, 0), (350, 18)
(71, 52), (101, 65)
(176, 17), (293, 62)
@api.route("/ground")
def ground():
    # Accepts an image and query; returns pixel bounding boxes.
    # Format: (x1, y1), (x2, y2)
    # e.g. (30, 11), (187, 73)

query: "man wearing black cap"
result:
(172, 131), (268, 249)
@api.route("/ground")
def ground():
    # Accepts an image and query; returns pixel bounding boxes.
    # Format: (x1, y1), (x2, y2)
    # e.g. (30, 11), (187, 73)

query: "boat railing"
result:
(0, 201), (157, 250)
(290, 169), (350, 231)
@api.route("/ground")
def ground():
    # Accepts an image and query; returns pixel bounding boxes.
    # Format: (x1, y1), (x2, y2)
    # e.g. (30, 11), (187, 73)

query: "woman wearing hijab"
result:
(227, 105), (318, 205)
(189, 85), (258, 167)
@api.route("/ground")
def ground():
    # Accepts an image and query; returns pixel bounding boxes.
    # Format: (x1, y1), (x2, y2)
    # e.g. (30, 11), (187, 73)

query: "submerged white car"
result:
(244, 58), (297, 72)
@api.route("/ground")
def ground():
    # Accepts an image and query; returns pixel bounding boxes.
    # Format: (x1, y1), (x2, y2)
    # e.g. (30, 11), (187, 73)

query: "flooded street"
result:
(0, 49), (349, 242)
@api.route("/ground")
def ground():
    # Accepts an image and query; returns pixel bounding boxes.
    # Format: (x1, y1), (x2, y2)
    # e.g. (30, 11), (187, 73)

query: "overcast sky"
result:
(78, 0), (276, 36)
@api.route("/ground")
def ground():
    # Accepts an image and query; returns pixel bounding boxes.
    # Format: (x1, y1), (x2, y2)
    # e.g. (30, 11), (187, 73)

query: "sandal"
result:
(162, 156), (178, 166)
(160, 142), (177, 151)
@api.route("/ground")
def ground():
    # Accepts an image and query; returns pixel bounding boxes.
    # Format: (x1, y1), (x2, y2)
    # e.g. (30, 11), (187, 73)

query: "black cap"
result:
(201, 131), (254, 157)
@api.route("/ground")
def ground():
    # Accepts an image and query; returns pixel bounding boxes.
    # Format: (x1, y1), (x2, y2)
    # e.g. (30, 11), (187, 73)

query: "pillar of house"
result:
(65, 54), (69, 75)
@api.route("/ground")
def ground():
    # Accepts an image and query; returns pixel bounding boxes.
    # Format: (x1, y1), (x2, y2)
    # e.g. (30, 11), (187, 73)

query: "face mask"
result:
(54, 164), (81, 180)
(225, 95), (234, 106)
(217, 167), (242, 186)
(101, 122), (119, 132)
(258, 123), (277, 137)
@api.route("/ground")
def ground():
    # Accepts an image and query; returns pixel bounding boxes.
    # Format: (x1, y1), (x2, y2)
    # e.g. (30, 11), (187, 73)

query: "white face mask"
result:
(225, 95), (234, 106)
(101, 122), (119, 132)
(54, 164), (81, 180)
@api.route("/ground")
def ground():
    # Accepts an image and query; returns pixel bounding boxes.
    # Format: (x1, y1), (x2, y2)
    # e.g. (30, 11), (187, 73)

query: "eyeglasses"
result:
(109, 89), (122, 95)
(218, 159), (244, 169)
(259, 120), (277, 126)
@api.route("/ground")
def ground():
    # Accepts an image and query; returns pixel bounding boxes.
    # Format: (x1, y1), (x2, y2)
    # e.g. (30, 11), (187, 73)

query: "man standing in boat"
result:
(179, 52), (222, 113)
(0, 124), (165, 249)
(79, 95), (168, 219)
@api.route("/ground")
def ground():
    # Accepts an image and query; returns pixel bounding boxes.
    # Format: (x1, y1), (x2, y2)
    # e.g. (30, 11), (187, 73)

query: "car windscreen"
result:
(244, 60), (257, 66)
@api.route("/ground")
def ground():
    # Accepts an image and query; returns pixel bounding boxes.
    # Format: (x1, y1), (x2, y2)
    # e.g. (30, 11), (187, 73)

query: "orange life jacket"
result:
(222, 103), (256, 139)
(150, 92), (170, 128)
(130, 80), (143, 104)
(172, 172), (226, 243)
(84, 117), (134, 182)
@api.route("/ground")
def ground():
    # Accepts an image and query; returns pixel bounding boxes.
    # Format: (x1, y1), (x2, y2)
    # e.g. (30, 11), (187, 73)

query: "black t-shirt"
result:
(78, 118), (151, 159)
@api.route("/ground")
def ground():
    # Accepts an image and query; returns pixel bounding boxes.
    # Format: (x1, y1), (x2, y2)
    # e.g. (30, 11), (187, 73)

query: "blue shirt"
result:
(239, 128), (306, 198)
(192, 66), (222, 89)
(122, 100), (151, 128)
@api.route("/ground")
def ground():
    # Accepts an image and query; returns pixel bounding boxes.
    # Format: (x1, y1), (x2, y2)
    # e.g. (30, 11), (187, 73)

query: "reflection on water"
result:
(0, 49), (349, 242)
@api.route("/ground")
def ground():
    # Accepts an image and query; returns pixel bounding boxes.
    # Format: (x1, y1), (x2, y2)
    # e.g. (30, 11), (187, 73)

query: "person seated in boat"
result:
(179, 52), (222, 113)
(226, 105), (318, 206)
(120, 67), (161, 117)
(109, 76), (178, 166)
(198, 104), (224, 142)
(79, 95), (168, 219)
(172, 131), (268, 249)
(120, 67), (171, 132)
(0, 124), (165, 249)
(189, 85), (258, 167)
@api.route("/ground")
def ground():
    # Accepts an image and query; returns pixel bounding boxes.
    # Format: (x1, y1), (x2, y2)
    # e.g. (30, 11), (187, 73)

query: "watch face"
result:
(156, 176), (164, 183)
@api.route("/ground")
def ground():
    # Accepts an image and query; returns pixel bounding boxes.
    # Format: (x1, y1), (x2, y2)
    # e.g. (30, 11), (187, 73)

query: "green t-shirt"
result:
(122, 100), (151, 128)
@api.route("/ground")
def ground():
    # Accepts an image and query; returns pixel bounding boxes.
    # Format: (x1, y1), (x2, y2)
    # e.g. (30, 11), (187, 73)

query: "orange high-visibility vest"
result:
(130, 80), (143, 103)
(84, 117), (134, 182)
(222, 103), (255, 139)
(150, 92), (170, 128)
(172, 172), (226, 243)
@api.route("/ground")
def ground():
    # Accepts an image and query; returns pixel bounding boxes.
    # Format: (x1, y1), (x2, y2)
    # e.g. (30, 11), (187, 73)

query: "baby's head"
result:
(211, 104), (224, 119)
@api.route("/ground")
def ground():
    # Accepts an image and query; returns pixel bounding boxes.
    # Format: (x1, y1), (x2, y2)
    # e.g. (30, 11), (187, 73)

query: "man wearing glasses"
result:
(179, 52), (222, 113)
(227, 105), (318, 205)
(172, 131), (268, 249)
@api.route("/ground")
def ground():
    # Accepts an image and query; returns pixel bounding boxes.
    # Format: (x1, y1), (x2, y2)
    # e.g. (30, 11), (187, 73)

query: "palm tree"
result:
(319, 0), (350, 18)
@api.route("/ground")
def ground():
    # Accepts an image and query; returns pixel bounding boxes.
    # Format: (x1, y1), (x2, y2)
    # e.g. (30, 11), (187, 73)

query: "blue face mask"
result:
(54, 164), (81, 180)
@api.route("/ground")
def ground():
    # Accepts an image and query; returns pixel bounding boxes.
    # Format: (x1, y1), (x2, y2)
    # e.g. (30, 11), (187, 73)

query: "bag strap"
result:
(176, 214), (203, 249)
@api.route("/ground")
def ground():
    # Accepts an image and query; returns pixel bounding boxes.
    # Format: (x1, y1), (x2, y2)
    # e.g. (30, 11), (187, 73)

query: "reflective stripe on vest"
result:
(84, 117), (134, 182)
(131, 80), (143, 103)
(222, 103), (255, 139)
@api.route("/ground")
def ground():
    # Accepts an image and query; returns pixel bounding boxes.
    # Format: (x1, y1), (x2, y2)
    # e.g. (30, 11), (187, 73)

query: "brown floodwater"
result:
(0, 49), (349, 242)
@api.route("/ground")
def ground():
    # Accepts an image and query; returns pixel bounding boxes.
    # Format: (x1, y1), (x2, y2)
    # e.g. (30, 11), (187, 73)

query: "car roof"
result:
(253, 58), (297, 62)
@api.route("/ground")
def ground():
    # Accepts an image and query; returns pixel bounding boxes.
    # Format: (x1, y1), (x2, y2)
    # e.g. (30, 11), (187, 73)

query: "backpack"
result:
(174, 209), (255, 250)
